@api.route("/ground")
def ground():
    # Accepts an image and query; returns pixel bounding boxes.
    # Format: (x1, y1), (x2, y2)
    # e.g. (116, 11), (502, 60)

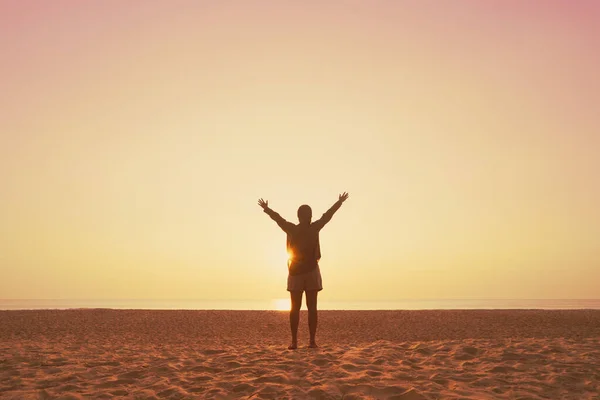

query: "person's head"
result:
(297, 204), (312, 224)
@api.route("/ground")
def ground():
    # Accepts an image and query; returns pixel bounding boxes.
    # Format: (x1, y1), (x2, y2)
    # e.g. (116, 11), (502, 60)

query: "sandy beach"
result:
(1, 309), (599, 399)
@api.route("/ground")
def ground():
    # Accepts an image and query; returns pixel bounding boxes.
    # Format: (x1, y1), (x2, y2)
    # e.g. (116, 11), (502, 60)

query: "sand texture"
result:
(1, 309), (599, 399)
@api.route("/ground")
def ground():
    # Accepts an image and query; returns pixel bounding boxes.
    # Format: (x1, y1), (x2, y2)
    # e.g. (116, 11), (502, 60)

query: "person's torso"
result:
(286, 223), (321, 275)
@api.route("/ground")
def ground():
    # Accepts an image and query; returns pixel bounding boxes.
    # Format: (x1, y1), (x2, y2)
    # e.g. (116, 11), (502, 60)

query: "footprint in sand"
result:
(189, 365), (222, 374)
(42, 367), (62, 374)
(429, 373), (449, 386)
(84, 361), (120, 368)
(501, 351), (522, 361)
(117, 370), (145, 380)
(149, 365), (172, 374)
(453, 353), (474, 361)
(188, 386), (207, 393)
(232, 383), (255, 393)
(307, 387), (337, 399)
(372, 356), (388, 365)
(340, 363), (361, 372)
(462, 346), (479, 355)
(253, 374), (288, 384)
(224, 361), (242, 368)
(36, 379), (60, 389)
(393, 373), (417, 381)
(202, 349), (226, 355)
(57, 384), (81, 392)
(472, 377), (495, 387)
(489, 365), (517, 373)
(191, 374), (213, 382)
(95, 378), (135, 388)
(55, 374), (81, 383)
(311, 357), (332, 367)
(47, 357), (69, 366)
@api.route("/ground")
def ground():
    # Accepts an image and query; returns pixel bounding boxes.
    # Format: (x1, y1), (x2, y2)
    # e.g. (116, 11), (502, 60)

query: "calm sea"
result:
(1, 299), (599, 310)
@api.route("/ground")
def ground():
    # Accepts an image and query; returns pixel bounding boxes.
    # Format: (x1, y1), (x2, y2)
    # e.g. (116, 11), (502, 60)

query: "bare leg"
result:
(289, 291), (303, 350)
(305, 290), (318, 348)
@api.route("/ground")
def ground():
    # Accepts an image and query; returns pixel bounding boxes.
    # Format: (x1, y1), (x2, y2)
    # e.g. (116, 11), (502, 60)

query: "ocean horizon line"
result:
(1, 298), (600, 311)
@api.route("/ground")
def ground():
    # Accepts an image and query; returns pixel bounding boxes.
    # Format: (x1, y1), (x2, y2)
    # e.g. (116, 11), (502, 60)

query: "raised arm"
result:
(258, 198), (293, 233)
(313, 192), (349, 230)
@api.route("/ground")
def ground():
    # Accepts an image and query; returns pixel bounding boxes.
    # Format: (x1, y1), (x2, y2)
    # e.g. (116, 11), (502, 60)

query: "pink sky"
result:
(1, 1), (599, 301)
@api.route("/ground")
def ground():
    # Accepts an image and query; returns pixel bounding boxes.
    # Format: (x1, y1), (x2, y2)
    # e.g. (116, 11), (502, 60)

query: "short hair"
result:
(297, 204), (312, 221)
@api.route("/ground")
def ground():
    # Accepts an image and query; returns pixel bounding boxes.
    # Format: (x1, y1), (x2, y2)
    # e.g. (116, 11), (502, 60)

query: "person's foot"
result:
(288, 342), (298, 350)
(309, 341), (318, 348)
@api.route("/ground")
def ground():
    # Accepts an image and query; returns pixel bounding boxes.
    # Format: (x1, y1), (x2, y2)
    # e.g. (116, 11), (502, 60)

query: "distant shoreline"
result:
(2, 298), (600, 311)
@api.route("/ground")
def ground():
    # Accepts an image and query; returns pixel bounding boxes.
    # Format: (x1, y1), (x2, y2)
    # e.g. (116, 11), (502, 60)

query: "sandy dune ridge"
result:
(1, 310), (599, 399)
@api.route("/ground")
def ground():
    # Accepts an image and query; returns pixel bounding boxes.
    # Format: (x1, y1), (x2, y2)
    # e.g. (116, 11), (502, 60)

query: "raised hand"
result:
(258, 198), (269, 210)
(338, 192), (349, 203)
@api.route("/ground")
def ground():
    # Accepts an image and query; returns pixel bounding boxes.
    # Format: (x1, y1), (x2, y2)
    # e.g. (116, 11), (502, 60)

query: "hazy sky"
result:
(1, 1), (599, 302)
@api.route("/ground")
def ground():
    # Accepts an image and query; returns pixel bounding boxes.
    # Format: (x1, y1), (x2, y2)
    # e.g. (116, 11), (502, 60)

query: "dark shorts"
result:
(287, 266), (323, 292)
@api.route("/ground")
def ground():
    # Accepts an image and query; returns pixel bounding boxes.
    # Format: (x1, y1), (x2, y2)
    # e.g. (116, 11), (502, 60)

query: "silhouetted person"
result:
(258, 192), (349, 349)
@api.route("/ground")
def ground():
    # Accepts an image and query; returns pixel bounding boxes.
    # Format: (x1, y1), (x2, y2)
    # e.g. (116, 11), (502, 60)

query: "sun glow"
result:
(268, 241), (291, 268)
(2, 1), (599, 302)
(272, 298), (290, 311)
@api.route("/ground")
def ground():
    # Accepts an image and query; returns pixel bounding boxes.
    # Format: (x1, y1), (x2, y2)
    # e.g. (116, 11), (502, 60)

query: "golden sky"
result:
(1, 1), (599, 301)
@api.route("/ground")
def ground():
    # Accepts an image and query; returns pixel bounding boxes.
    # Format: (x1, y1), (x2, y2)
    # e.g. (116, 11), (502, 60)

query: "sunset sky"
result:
(1, 1), (599, 303)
